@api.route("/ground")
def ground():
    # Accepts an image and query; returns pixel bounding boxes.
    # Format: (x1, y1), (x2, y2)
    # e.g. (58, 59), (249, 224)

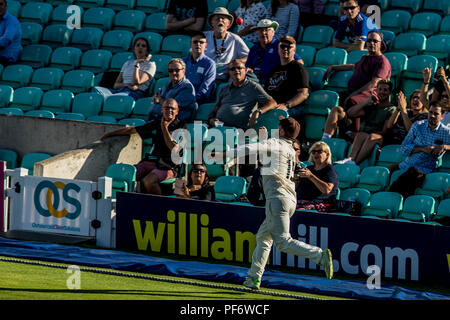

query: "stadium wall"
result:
(115, 193), (450, 286)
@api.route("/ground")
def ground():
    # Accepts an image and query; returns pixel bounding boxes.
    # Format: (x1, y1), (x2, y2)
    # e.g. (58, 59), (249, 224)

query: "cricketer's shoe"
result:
(243, 277), (261, 290)
(321, 249), (333, 280)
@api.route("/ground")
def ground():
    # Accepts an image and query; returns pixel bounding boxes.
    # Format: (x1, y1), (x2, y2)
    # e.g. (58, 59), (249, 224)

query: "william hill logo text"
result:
(132, 210), (257, 263)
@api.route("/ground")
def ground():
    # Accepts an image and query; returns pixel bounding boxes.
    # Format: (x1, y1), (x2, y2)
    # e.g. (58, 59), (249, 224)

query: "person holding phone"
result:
(92, 37), (156, 101)
(174, 164), (215, 201)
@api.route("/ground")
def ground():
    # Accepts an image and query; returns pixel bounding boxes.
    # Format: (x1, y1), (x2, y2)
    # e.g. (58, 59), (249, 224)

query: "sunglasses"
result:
(366, 39), (380, 44)
(280, 44), (293, 50)
(442, 94), (449, 99)
(168, 68), (183, 73)
(192, 40), (206, 44)
(163, 106), (177, 111)
(311, 150), (325, 154)
(230, 66), (245, 71)
(192, 168), (206, 173)
(344, 5), (358, 10)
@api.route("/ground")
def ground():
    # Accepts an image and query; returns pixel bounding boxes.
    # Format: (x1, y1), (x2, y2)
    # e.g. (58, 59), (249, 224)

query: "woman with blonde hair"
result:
(295, 141), (339, 212)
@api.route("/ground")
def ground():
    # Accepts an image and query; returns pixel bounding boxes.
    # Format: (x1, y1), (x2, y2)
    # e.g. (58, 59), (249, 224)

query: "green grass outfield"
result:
(0, 257), (347, 300)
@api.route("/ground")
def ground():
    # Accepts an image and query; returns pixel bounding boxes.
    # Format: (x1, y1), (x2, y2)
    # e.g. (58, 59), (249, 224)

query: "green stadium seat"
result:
(381, 10), (412, 34)
(0, 64), (33, 89)
(194, 103), (215, 122)
(29, 67), (64, 91)
(389, 0), (423, 13)
(24, 109), (56, 118)
(55, 112), (85, 121)
(134, 32), (163, 54)
(303, 89), (339, 110)
(0, 148), (18, 169)
(19, 2), (53, 25)
(388, 168), (407, 188)
(153, 77), (170, 95)
(0, 85), (13, 108)
(423, 0), (450, 15)
(144, 12), (167, 34)
(82, 7), (115, 31)
(136, 0), (167, 13)
(254, 109), (289, 136)
(375, 144), (406, 168)
(384, 52), (408, 84)
(430, 199), (450, 223)
(306, 67), (326, 91)
(61, 70), (95, 94)
(74, 0), (106, 9)
(80, 49), (113, 73)
(355, 166), (390, 192)
(41, 24), (73, 49)
(105, 163), (137, 198)
(118, 118), (146, 126)
(105, 0), (136, 11)
(87, 115), (117, 123)
(40, 89), (74, 114)
(109, 52), (134, 72)
(302, 112), (330, 142)
(207, 0), (228, 14)
(101, 95), (135, 119)
(131, 97), (152, 119)
(322, 138), (348, 163)
(10, 87), (43, 112)
(415, 172), (450, 200)
(361, 191), (403, 219)
(49, 46), (82, 71)
(214, 176), (247, 202)
(19, 44), (52, 69)
(395, 195), (436, 222)
(401, 55), (438, 98)
(113, 10), (146, 33)
(101, 29), (134, 54)
(21, 152), (52, 176)
(439, 16), (450, 36)
(424, 35), (450, 67)
(8, 0), (21, 17)
(313, 47), (347, 69)
(159, 34), (191, 58)
(295, 45), (316, 67)
(301, 25), (334, 49)
(20, 22), (42, 46)
(323, 2), (340, 17)
(71, 92), (103, 118)
(408, 12), (442, 37)
(69, 27), (104, 51)
(51, 4), (85, 26)
(339, 187), (371, 208)
(0, 107), (24, 115)
(380, 30), (396, 51)
(346, 50), (368, 64)
(227, 0), (240, 13)
(392, 32), (427, 57)
(325, 70), (353, 93)
(151, 54), (172, 79)
(438, 153), (450, 173)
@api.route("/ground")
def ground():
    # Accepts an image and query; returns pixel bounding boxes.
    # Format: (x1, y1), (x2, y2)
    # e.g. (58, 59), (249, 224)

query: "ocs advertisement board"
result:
(9, 176), (96, 236)
(116, 193), (450, 286)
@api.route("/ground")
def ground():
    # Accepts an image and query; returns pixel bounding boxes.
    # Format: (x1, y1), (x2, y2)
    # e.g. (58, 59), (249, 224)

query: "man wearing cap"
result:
(246, 19), (303, 85)
(204, 7), (250, 82)
(263, 36), (309, 120)
(214, 117), (334, 289)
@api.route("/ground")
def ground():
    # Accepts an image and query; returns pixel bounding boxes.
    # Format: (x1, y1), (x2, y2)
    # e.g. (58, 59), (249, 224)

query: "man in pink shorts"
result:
(101, 98), (186, 194)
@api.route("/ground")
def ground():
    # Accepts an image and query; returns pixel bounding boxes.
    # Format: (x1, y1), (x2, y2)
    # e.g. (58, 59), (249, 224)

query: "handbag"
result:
(330, 199), (362, 216)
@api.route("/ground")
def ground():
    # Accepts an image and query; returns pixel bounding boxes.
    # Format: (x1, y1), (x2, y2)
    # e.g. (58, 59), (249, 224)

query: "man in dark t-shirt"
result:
(264, 36), (309, 120)
(101, 99), (186, 195)
(166, 0), (208, 34)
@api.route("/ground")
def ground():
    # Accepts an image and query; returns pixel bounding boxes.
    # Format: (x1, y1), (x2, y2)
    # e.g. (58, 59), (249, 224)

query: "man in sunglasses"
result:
(183, 31), (216, 104)
(264, 36), (309, 120)
(208, 59), (277, 130)
(334, 0), (378, 52)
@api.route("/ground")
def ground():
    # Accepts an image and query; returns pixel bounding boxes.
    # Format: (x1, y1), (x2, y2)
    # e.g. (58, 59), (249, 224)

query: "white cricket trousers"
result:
(248, 197), (323, 280)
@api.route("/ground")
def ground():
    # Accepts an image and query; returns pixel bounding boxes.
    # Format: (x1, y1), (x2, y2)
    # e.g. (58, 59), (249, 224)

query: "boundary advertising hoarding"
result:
(116, 193), (450, 286)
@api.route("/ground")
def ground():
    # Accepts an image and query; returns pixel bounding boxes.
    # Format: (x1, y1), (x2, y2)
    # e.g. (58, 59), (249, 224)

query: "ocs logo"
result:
(34, 181), (82, 219)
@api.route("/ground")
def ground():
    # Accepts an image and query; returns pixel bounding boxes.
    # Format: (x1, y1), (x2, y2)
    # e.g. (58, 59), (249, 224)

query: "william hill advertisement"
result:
(115, 193), (450, 286)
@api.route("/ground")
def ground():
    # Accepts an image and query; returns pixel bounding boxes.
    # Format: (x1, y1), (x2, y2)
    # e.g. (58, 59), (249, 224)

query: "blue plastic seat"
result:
(113, 10), (146, 33)
(151, 54), (173, 79)
(7, 0), (21, 17)
(423, 0), (450, 15)
(0, 85), (13, 108)
(295, 45), (316, 67)
(313, 47), (347, 69)
(438, 152), (450, 173)
(334, 163), (360, 189)
(105, 0), (136, 11)
(384, 52), (408, 84)
(355, 166), (390, 192)
(106, 163), (137, 198)
(214, 176), (247, 202)
(61, 70), (95, 94)
(0, 64), (33, 88)
(323, 138), (348, 163)
(101, 95), (135, 119)
(21, 152), (52, 175)
(346, 50), (368, 64)
(80, 49), (113, 74)
(301, 25), (334, 49)
(74, 0), (105, 8)
(100, 30), (134, 54)
(392, 32), (427, 57)
(144, 12), (167, 33)
(20, 44), (52, 69)
(395, 195), (436, 222)
(131, 97), (153, 119)
(194, 103), (215, 122)
(306, 67), (326, 91)
(339, 187), (371, 207)
(82, 7), (115, 31)
(381, 10), (412, 34)
(134, 32), (163, 54)
(71, 92), (103, 118)
(69, 27), (104, 51)
(255, 109), (289, 137)
(49, 46), (82, 71)
(439, 16), (450, 36)
(25, 109), (55, 119)
(10, 86), (43, 112)
(50, 4), (84, 26)
(415, 172), (450, 200)
(135, 0), (167, 13)
(55, 112), (85, 121)
(375, 144), (406, 168)
(160, 34), (191, 58)
(0, 148), (18, 169)
(19, 2), (53, 25)
(389, 0), (423, 13)
(109, 52), (135, 72)
(40, 89), (74, 114)
(41, 24), (73, 49)
(0, 107), (23, 115)
(380, 30), (396, 51)
(361, 191), (403, 219)
(20, 22), (42, 46)
(29, 67), (64, 91)
(325, 70), (354, 93)
(408, 12), (442, 37)
(424, 35), (450, 67)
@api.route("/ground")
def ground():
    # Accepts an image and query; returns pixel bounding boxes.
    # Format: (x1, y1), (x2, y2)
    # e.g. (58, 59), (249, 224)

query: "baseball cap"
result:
(279, 116), (300, 139)
(279, 36), (296, 46)
(251, 19), (279, 31)
(208, 7), (234, 26)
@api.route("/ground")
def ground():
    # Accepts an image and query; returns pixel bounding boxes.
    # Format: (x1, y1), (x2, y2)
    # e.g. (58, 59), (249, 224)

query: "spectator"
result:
(149, 58), (196, 122)
(0, 0), (21, 65)
(174, 164), (215, 201)
(268, 0), (300, 39)
(339, 0), (379, 17)
(183, 31), (216, 104)
(204, 7), (249, 82)
(208, 59), (277, 130)
(165, 0), (208, 34)
(296, 141), (338, 212)
(92, 37), (156, 101)
(323, 30), (391, 111)
(296, 0), (326, 27)
(384, 90), (428, 146)
(264, 36), (309, 119)
(246, 19), (303, 84)
(421, 67), (450, 125)
(331, 79), (396, 165)
(333, 0), (378, 52)
(389, 102), (450, 198)
(101, 99), (186, 195)
(235, 0), (268, 45)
